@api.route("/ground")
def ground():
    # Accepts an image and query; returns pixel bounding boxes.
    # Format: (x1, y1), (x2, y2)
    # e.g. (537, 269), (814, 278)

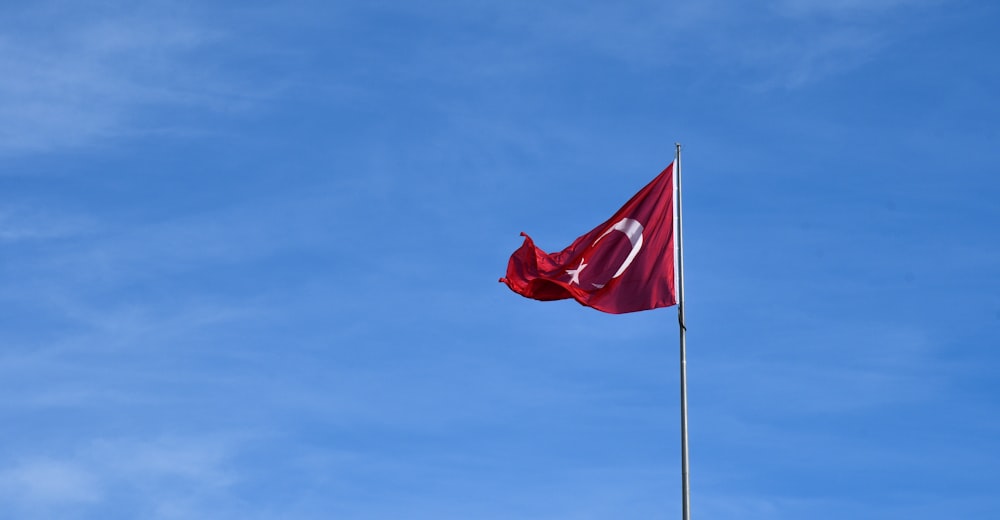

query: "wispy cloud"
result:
(770, 0), (935, 17)
(378, 0), (935, 91)
(0, 3), (261, 154)
(0, 459), (101, 504)
(0, 436), (242, 518)
(0, 205), (95, 241)
(732, 24), (886, 89)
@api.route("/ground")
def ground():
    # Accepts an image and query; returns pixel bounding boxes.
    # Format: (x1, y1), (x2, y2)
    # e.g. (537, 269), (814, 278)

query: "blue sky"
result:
(1, 0), (998, 518)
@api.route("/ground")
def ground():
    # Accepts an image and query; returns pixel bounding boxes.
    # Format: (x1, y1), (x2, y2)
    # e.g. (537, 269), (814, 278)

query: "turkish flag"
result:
(500, 163), (677, 314)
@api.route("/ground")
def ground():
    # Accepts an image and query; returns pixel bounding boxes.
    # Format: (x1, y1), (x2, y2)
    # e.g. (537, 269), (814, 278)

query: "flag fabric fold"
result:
(500, 163), (677, 314)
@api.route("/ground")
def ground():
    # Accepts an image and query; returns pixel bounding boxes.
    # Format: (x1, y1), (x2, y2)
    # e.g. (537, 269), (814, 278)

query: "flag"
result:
(500, 163), (677, 314)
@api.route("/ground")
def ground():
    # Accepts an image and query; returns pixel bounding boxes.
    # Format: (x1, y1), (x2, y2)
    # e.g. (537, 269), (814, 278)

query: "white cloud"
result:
(91, 437), (237, 488)
(0, 459), (101, 504)
(770, 0), (934, 17)
(733, 25), (886, 90)
(0, 4), (255, 154)
(0, 206), (95, 241)
(0, 436), (242, 517)
(383, 0), (932, 90)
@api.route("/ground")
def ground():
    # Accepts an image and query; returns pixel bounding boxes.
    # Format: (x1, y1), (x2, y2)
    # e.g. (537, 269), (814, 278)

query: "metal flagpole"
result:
(674, 142), (691, 520)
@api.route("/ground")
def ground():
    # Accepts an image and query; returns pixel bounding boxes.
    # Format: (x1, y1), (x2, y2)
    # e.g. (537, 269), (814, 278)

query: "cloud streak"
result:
(0, 3), (260, 154)
(0, 436), (243, 518)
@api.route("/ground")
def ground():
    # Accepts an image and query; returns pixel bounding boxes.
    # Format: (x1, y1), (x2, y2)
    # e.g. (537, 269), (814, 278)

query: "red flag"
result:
(500, 163), (676, 314)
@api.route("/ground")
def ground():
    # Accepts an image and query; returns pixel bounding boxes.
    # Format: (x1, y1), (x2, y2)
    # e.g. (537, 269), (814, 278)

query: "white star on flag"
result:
(564, 259), (587, 286)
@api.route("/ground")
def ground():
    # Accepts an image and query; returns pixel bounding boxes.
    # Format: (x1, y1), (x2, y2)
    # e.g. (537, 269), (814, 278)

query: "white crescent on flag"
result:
(589, 217), (644, 288)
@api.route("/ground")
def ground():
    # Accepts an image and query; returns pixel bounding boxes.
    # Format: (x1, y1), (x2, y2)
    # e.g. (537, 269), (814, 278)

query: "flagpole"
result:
(674, 142), (691, 520)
